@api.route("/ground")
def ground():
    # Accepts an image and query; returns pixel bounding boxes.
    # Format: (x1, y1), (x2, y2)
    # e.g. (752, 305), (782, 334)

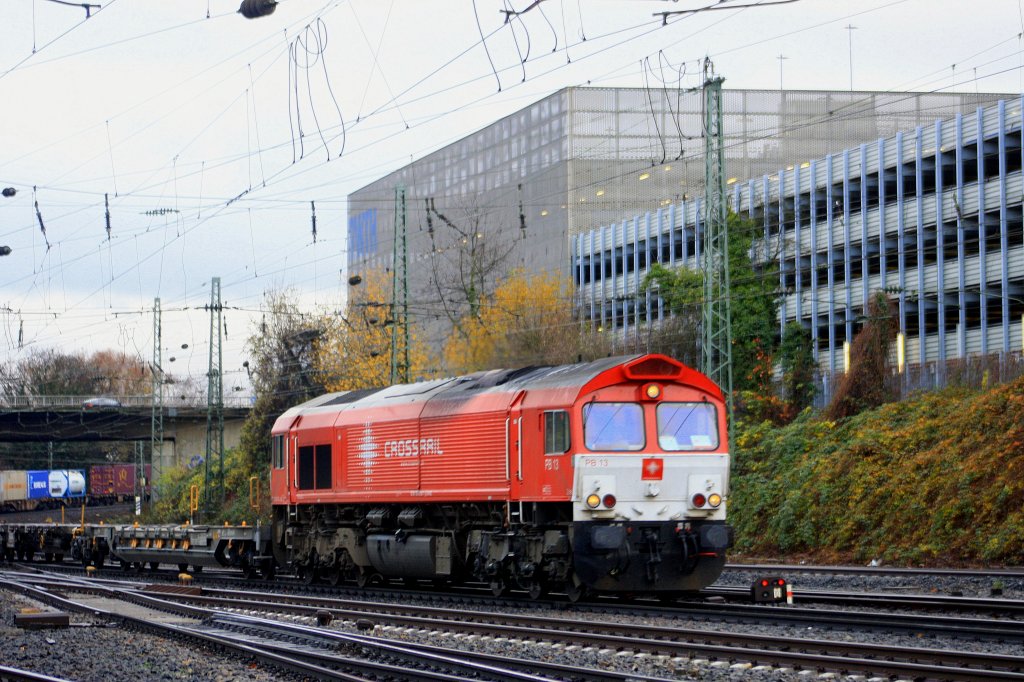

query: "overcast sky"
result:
(0, 0), (1021, 392)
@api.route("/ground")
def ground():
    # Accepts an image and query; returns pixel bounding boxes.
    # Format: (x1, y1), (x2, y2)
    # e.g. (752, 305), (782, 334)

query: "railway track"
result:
(0, 569), (663, 681)
(5, 567), (1024, 681)
(12, 558), (1024, 637)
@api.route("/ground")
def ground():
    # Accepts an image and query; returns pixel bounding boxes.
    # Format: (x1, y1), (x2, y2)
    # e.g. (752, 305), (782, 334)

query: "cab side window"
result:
(272, 435), (285, 469)
(544, 410), (570, 454)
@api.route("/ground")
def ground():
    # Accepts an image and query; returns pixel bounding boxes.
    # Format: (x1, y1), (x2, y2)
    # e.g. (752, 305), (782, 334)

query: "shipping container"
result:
(0, 471), (28, 505)
(27, 471), (50, 499)
(89, 464), (151, 500)
(0, 470), (40, 512)
(48, 470), (86, 498)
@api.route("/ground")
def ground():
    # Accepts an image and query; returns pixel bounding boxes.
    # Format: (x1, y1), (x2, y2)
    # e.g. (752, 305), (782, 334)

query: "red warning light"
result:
(751, 576), (788, 603)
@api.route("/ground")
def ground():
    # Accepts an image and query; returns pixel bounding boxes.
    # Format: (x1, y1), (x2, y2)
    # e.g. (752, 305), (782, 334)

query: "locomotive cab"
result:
(569, 355), (733, 594)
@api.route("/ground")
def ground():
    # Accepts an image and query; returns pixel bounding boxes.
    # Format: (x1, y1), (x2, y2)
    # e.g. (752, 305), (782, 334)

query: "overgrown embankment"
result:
(729, 375), (1024, 565)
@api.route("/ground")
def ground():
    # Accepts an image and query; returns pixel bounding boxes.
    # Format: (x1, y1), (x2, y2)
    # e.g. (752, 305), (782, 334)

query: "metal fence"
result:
(0, 394), (255, 410)
(602, 324), (1023, 408)
(814, 351), (1024, 407)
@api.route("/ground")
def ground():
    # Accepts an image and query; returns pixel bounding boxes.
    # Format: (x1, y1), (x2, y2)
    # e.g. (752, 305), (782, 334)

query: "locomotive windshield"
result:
(583, 402), (644, 451)
(656, 402), (719, 450)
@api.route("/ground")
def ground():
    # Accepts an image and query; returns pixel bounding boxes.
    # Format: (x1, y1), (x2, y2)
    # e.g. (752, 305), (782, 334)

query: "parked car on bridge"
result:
(82, 397), (121, 409)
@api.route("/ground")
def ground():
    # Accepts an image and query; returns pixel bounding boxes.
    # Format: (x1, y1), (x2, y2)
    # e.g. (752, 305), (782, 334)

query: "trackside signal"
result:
(751, 576), (788, 603)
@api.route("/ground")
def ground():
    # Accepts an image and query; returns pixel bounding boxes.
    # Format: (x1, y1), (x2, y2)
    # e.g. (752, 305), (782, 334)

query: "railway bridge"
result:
(0, 395), (253, 475)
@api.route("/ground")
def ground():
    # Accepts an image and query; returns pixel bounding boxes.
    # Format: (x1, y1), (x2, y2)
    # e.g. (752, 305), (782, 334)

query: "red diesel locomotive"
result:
(269, 354), (732, 599)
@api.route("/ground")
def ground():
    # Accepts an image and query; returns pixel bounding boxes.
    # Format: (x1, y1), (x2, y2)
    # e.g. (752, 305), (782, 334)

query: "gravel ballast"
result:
(0, 589), (294, 682)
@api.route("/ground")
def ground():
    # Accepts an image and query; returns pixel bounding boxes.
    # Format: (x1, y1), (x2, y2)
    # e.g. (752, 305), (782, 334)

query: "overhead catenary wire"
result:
(0, 1), (1018, 371)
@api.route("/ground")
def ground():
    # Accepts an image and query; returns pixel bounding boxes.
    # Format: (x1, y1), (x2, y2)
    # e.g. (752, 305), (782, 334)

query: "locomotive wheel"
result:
(327, 568), (344, 586)
(355, 569), (372, 588)
(302, 567), (318, 585)
(261, 561), (276, 580)
(120, 559), (130, 571)
(242, 551), (258, 580)
(489, 579), (508, 598)
(191, 565), (203, 573)
(94, 554), (105, 569)
(564, 577), (588, 603)
(54, 554), (64, 563)
(44, 553), (54, 563)
(178, 563), (189, 573)
(149, 561), (160, 571)
(526, 580), (546, 601)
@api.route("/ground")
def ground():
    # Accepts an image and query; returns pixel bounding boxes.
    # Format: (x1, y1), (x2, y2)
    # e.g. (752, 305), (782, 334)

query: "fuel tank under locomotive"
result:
(366, 532), (454, 578)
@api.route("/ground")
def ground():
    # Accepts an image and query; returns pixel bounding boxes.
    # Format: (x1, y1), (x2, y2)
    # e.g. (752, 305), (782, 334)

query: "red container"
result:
(89, 464), (150, 497)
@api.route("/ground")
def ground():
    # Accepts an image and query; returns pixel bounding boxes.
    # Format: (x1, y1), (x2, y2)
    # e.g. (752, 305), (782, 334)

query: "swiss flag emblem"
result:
(641, 458), (663, 480)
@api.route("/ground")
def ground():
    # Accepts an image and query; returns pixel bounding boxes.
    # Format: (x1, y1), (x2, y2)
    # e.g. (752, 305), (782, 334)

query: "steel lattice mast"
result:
(702, 70), (734, 421)
(390, 185), (410, 384)
(150, 297), (163, 506)
(204, 277), (225, 510)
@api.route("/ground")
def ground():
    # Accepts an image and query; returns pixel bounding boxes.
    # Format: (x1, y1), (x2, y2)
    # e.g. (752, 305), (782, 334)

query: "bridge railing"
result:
(0, 394), (255, 410)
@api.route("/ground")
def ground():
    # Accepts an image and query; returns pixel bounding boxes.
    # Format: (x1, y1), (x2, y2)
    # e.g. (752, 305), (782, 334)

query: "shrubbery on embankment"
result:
(729, 375), (1024, 566)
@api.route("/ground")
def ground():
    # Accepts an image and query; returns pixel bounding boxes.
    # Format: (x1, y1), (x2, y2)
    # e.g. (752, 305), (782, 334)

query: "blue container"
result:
(27, 470), (50, 499)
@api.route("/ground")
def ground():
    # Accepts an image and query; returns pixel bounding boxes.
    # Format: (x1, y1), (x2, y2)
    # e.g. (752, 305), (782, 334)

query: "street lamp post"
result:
(1, 186), (13, 251)
(2, 187), (14, 255)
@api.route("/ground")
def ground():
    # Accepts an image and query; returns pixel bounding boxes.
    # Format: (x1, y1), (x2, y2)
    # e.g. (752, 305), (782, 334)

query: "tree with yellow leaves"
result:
(442, 268), (610, 374)
(316, 267), (435, 391)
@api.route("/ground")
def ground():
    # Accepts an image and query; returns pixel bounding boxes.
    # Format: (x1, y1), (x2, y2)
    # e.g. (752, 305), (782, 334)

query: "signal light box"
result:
(751, 576), (788, 603)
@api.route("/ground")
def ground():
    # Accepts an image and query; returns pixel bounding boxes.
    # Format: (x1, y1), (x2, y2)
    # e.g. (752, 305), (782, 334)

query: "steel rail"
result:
(0, 666), (72, 682)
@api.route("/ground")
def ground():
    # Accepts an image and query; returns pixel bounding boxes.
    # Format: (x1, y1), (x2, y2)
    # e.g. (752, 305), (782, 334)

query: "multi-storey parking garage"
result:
(575, 97), (1023, 385)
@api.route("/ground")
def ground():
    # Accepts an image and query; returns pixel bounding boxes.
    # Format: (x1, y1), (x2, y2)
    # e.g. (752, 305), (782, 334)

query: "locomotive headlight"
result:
(586, 493), (602, 508)
(644, 383), (662, 400)
(708, 493), (722, 508)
